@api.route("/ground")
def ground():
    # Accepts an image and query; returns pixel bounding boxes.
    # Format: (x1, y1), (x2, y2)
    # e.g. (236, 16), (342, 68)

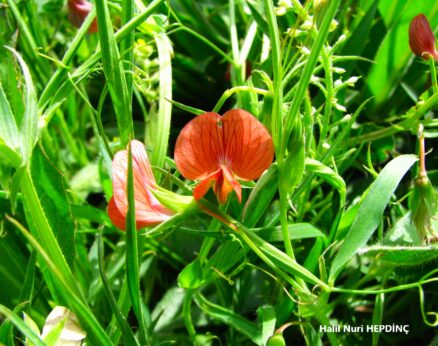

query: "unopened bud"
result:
(409, 14), (438, 60)
(68, 0), (98, 33)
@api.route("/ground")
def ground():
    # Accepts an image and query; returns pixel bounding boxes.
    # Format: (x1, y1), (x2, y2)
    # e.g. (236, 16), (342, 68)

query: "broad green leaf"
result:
(30, 146), (76, 267)
(329, 154), (418, 281)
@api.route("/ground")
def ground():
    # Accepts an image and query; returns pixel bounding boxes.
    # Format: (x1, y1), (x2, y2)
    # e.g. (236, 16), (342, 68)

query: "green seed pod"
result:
(267, 333), (286, 346)
(410, 175), (438, 243)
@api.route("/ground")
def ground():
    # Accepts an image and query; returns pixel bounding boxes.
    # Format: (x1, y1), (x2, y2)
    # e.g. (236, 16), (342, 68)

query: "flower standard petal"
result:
(175, 109), (274, 204)
(110, 140), (173, 230)
(174, 112), (224, 180)
(222, 109), (274, 181)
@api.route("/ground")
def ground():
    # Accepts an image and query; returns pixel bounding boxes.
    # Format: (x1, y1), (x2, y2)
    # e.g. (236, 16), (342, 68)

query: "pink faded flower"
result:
(108, 140), (174, 231)
(409, 14), (438, 60)
(68, 0), (98, 33)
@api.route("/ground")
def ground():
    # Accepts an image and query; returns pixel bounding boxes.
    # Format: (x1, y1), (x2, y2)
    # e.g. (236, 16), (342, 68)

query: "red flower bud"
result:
(409, 14), (438, 60)
(68, 0), (98, 33)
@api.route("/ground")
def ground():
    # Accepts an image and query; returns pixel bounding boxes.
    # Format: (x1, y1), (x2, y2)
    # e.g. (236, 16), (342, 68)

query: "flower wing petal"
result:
(108, 197), (127, 230)
(222, 109), (274, 180)
(174, 112), (224, 180)
(111, 140), (172, 229)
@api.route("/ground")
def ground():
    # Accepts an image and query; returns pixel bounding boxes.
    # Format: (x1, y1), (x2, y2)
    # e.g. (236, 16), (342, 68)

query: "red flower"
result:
(409, 14), (438, 60)
(108, 140), (174, 230)
(174, 109), (274, 204)
(68, 0), (98, 33)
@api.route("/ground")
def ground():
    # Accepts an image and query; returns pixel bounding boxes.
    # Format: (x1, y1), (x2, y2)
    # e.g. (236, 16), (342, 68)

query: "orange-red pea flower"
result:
(409, 14), (438, 61)
(174, 109), (274, 204)
(108, 140), (174, 230)
(68, 0), (98, 33)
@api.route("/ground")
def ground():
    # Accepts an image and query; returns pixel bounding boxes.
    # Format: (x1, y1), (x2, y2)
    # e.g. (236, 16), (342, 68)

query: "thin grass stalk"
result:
(125, 143), (148, 344)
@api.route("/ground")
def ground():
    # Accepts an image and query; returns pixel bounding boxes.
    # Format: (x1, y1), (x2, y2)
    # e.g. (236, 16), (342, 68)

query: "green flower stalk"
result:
(410, 125), (438, 243)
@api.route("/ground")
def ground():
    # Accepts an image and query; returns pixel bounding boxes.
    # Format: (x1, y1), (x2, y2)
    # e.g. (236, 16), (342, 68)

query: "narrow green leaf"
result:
(194, 292), (262, 346)
(97, 232), (139, 346)
(242, 164), (278, 227)
(255, 223), (326, 242)
(6, 47), (38, 164)
(257, 305), (276, 346)
(305, 158), (346, 207)
(0, 305), (45, 346)
(372, 294), (384, 346)
(329, 154), (418, 281)
(359, 245), (438, 266)
(0, 81), (19, 151)
(147, 32), (173, 170)
(95, 0), (133, 146)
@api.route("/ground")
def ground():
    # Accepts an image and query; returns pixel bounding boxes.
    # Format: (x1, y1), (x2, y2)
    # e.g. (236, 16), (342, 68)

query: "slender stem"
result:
(418, 124), (427, 179)
(212, 86), (269, 113)
(350, 90), (438, 145)
(317, 47), (333, 153)
(429, 56), (438, 94)
(183, 289), (197, 340)
(279, 188), (295, 260)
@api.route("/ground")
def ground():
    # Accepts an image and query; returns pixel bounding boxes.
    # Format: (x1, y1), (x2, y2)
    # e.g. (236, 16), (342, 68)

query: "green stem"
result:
(429, 57), (438, 94)
(183, 289), (197, 340)
(350, 90), (438, 145)
(125, 144), (148, 344)
(212, 86), (269, 113)
(279, 186), (295, 260)
(264, 0), (283, 154)
(331, 277), (438, 295)
(317, 47), (334, 153)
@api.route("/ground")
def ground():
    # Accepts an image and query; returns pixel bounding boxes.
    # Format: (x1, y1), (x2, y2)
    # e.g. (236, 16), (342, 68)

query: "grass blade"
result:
(0, 305), (45, 346)
(95, 0), (133, 146)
